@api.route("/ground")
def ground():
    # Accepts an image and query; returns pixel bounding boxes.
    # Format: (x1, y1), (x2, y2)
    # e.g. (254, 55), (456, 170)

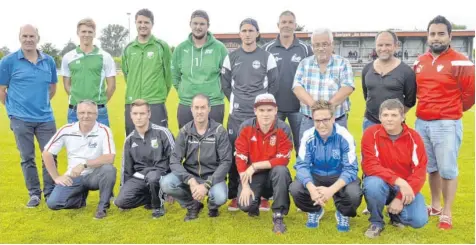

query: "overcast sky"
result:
(1, 0), (475, 52)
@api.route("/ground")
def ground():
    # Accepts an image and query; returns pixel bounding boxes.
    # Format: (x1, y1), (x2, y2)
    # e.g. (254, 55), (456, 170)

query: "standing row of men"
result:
(0, 8), (474, 237)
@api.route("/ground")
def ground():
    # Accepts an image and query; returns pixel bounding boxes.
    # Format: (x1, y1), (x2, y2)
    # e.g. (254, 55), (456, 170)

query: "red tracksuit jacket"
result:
(235, 118), (293, 173)
(362, 124), (428, 199)
(414, 47), (475, 120)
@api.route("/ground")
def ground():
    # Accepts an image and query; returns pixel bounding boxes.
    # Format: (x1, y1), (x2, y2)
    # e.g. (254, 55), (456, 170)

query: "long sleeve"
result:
(452, 60), (475, 111)
(169, 130), (194, 184)
(266, 53), (279, 96)
(161, 41), (173, 95)
(361, 129), (398, 185)
(338, 132), (358, 185)
(209, 126), (232, 186)
(121, 48), (128, 82)
(295, 131), (314, 186)
(234, 126), (250, 174)
(220, 54), (232, 100)
(171, 46), (181, 91)
(157, 128), (175, 173)
(121, 138), (134, 185)
(395, 132), (428, 199)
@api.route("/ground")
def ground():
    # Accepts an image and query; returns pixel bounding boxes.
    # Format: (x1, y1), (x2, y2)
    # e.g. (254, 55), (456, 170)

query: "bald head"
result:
(19, 24), (40, 52)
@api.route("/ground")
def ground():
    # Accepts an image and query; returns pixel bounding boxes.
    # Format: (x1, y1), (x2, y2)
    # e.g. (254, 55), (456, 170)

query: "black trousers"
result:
(226, 115), (250, 199)
(115, 171), (164, 209)
(237, 166), (292, 215)
(289, 174), (362, 217)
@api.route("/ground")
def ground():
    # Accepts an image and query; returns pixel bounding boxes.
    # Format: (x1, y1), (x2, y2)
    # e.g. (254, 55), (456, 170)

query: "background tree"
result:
(452, 23), (467, 30)
(99, 24), (129, 57)
(295, 24), (306, 32)
(40, 43), (59, 56)
(0, 46), (10, 56)
(60, 39), (77, 56)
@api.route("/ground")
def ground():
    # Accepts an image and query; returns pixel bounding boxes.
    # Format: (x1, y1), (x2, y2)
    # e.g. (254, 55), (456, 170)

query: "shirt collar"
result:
(275, 34), (300, 48)
(17, 49), (46, 61)
(72, 121), (99, 135)
(133, 122), (153, 138)
(75, 45), (99, 55)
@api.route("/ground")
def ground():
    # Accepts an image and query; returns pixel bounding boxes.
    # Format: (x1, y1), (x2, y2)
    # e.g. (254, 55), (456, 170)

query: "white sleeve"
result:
(103, 53), (117, 77)
(101, 126), (116, 155)
(44, 126), (68, 155)
(61, 54), (71, 77)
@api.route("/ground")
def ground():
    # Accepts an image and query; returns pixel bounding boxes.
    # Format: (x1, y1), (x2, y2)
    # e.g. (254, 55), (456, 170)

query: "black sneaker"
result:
(94, 209), (107, 219)
(144, 204), (153, 210)
(208, 209), (219, 218)
(184, 201), (204, 222)
(272, 212), (287, 234)
(388, 213), (405, 229)
(26, 196), (40, 208)
(248, 208), (260, 217)
(152, 207), (165, 219)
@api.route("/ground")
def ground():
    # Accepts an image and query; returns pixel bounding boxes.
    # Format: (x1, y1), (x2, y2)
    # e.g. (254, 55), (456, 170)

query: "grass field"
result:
(0, 75), (474, 244)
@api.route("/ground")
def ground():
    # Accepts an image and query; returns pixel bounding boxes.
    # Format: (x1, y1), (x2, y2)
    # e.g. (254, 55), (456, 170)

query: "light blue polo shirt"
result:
(0, 49), (57, 122)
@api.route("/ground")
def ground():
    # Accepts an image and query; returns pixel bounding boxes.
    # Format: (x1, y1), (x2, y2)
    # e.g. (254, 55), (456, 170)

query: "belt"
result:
(303, 113), (347, 120)
(69, 104), (105, 110)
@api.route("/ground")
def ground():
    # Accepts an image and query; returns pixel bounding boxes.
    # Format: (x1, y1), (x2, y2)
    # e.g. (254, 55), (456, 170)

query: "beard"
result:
(429, 43), (449, 54)
(192, 32), (206, 40)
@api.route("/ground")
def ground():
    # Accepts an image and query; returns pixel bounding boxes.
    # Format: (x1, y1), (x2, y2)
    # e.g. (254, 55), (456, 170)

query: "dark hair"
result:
(135, 9), (154, 24)
(190, 10), (210, 25)
(427, 15), (452, 35)
(240, 18), (260, 42)
(192, 93), (210, 107)
(279, 10), (296, 20)
(375, 30), (398, 44)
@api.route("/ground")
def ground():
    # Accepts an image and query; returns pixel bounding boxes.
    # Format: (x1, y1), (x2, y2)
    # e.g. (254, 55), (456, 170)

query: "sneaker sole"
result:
(228, 207), (239, 211)
(259, 207), (271, 211)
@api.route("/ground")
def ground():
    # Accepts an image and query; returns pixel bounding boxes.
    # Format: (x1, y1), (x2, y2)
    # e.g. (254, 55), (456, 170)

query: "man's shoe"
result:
(184, 202), (204, 222)
(427, 206), (442, 216)
(362, 207), (370, 215)
(152, 207), (165, 219)
(335, 211), (350, 232)
(272, 212), (286, 234)
(259, 198), (271, 211)
(94, 209), (107, 219)
(208, 209), (219, 218)
(306, 209), (324, 228)
(365, 224), (384, 238)
(227, 198), (239, 211)
(248, 208), (260, 217)
(26, 196), (40, 208)
(388, 213), (405, 229)
(144, 204), (153, 210)
(438, 215), (452, 230)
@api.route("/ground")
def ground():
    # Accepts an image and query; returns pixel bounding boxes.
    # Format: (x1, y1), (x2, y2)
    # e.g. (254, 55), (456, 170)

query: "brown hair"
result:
(131, 99), (150, 110)
(311, 100), (335, 117)
(77, 18), (96, 32)
(379, 99), (404, 116)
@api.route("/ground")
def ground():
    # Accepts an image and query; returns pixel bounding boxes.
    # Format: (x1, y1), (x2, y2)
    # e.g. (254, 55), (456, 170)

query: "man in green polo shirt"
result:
(61, 18), (117, 126)
(122, 8), (173, 136)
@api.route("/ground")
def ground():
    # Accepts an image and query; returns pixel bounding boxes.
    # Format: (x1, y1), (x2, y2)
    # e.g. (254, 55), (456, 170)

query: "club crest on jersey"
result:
(332, 149), (340, 160)
(437, 64), (444, 72)
(270, 135), (277, 146)
(204, 49), (213, 54)
(252, 60), (261, 69)
(147, 52), (155, 59)
(416, 65), (423, 73)
(88, 142), (98, 148)
(151, 138), (159, 149)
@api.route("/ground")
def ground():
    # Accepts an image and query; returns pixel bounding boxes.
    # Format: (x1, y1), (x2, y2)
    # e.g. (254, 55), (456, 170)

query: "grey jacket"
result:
(170, 119), (232, 186)
(121, 123), (175, 185)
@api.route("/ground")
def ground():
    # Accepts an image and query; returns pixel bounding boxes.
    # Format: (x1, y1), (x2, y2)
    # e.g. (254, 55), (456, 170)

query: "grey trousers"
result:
(46, 164), (117, 211)
(125, 104), (168, 136)
(177, 104), (225, 129)
(9, 117), (57, 198)
(115, 171), (165, 209)
(277, 111), (302, 154)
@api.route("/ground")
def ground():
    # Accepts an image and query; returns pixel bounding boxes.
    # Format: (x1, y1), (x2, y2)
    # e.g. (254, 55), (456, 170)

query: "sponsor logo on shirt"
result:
(272, 53), (282, 62)
(437, 64), (444, 72)
(131, 142), (138, 148)
(234, 62), (242, 67)
(291, 54), (302, 63)
(147, 52), (155, 59)
(151, 138), (159, 149)
(416, 65), (423, 73)
(270, 135), (276, 146)
(251, 136), (257, 142)
(183, 50), (189, 53)
(75, 60), (80, 64)
(88, 142), (98, 148)
(252, 60), (261, 69)
(332, 149), (340, 160)
(204, 49), (213, 54)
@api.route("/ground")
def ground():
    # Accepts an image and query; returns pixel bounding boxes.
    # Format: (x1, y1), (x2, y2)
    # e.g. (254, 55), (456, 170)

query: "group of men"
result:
(0, 7), (474, 238)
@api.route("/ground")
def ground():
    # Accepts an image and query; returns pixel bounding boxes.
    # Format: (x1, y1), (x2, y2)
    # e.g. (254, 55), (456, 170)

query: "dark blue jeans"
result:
(68, 107), (110, 126)
(277, 111), (302, 155)
(9, 117), (57, 198)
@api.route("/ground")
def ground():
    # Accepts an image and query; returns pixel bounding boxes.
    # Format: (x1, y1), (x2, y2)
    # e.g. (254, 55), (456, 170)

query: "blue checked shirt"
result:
(292, 55), (354, 118)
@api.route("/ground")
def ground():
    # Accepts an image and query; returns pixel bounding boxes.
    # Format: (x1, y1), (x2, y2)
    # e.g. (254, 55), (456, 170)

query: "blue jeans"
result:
(363, 176), (428, 229)
(415, 118), (462, 179)
(277, 111), (302, 154)
(47, 165), (116, 210)
(362, 117), (378, 132)
(160, 173), (228, 210)
(299, 113), (348, 143)
(9, 117), (57, 198)
(68, 107), (110, 126)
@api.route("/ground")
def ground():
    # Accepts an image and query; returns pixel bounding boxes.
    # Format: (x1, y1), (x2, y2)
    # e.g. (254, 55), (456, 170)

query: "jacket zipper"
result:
(197, 141), (202, 178)
(139, 49), (144, 100)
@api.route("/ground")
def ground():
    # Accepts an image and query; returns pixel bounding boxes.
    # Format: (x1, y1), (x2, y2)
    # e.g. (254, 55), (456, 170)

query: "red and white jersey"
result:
(414, 47), (475, 120)
(44, 122), (115, 176)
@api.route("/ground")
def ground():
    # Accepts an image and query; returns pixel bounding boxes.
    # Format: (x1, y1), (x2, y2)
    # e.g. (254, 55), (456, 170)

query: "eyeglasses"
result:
(77, 111), (97, 116)
(312, 42), (331, 49)
(314, 117), (332, 125)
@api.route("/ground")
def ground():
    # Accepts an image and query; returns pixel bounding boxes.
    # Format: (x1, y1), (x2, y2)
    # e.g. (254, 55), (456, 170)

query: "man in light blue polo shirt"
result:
(0, 24), (58, 208)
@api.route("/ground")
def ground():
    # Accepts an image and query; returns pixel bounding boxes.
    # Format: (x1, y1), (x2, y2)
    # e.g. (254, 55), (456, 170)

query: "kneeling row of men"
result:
(41, 93), (428, 237)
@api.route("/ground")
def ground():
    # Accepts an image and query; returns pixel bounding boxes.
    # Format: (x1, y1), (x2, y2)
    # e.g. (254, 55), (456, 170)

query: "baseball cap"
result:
(254, 94), (277, 108)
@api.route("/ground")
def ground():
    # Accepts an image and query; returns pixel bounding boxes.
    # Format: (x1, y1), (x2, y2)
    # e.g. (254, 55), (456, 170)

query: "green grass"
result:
(0, 76), (474, 243)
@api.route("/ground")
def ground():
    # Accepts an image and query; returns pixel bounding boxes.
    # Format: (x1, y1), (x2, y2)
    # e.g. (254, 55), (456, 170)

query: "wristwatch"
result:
(83, 163), (88, 169)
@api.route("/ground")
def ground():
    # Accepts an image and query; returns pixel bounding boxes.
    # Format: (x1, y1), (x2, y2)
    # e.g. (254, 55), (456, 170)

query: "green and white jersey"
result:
(61, 46), (116, 105)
